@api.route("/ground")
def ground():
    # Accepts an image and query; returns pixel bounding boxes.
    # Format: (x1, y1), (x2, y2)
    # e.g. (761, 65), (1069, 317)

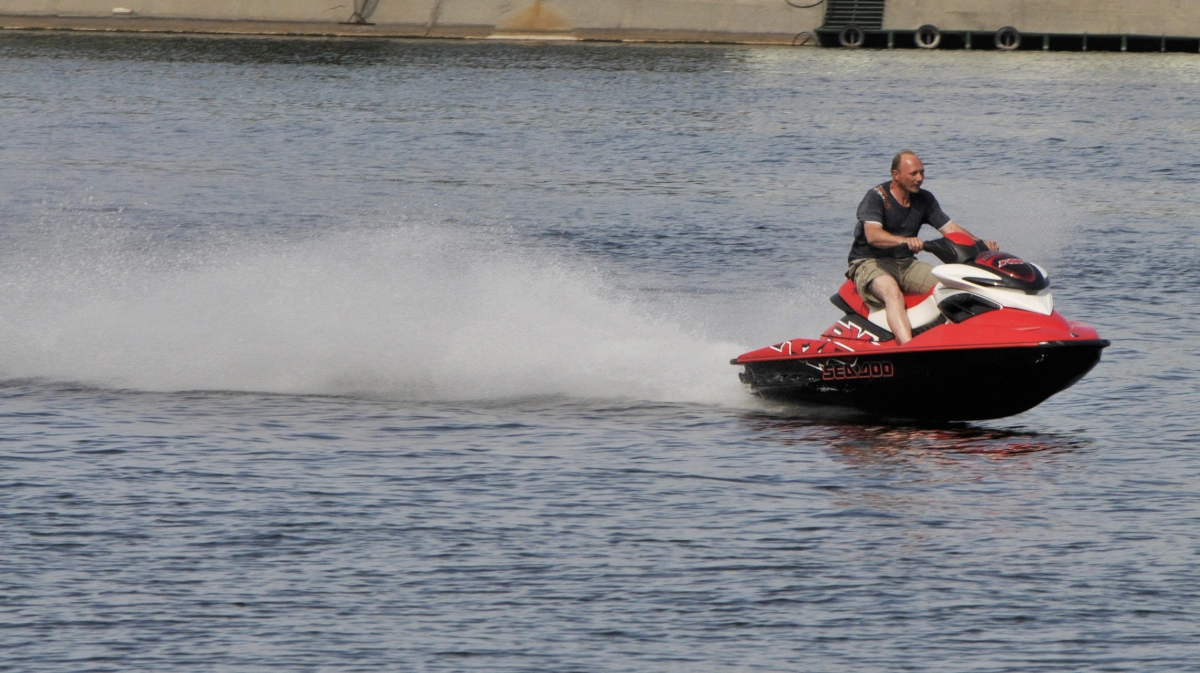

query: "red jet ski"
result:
(732, 232), (1109, 421)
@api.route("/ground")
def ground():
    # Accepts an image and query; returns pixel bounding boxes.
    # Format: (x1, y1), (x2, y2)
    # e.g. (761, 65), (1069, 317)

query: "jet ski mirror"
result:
(922, 236), (989, 264)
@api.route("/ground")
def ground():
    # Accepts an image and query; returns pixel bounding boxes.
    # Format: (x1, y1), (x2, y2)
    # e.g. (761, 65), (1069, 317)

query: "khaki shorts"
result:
(847, 258), (936, 309)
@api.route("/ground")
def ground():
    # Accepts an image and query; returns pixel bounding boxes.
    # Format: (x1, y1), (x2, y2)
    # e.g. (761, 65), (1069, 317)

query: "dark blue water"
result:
(1, 34), (1198, 671)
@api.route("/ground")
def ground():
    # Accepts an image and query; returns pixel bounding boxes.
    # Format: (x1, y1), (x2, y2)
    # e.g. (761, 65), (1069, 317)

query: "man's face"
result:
(892, 155), (925, 194)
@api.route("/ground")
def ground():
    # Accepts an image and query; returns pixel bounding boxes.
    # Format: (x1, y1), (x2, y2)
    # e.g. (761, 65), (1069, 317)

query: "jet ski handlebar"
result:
(923, 235), (990, 265)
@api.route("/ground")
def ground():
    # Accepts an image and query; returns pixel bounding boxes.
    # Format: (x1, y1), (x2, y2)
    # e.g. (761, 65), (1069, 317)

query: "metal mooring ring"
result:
(995, 26), (1022, 50)
(792, 31), (816, 47)
(915, 24), (941, 49)
(838, 25), (865, 48)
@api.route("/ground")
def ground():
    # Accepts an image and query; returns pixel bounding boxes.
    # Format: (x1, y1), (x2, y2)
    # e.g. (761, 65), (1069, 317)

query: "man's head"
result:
(890, 151), (925, 194)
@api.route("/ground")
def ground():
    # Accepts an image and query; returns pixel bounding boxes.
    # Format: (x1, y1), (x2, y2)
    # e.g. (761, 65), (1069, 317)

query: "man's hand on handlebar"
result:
(906, 237), (924, 253)
(983, 240), (999, 250)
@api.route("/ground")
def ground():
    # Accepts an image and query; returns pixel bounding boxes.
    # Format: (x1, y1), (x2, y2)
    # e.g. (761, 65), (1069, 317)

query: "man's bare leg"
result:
(870, 275), (913, 345)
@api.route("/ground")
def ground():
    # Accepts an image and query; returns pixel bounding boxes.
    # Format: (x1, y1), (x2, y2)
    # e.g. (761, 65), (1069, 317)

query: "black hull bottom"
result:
(739, 341), (1108, 422)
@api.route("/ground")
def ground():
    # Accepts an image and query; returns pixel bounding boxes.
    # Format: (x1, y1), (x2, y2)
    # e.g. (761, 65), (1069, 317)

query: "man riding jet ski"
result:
(848, 150), (995, 344)
(732, 152), (1108, 421)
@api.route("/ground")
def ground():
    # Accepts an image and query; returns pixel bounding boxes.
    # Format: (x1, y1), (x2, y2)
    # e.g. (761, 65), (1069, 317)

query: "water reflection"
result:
(742, 413), (1089, 462)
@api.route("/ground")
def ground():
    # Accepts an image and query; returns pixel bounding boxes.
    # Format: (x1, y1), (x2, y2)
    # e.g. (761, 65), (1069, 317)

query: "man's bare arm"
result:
(864, 221), (923, 253)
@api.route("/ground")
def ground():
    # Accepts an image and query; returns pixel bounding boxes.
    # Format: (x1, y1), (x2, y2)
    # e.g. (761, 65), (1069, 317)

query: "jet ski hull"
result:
(738, 340), (1108, 422)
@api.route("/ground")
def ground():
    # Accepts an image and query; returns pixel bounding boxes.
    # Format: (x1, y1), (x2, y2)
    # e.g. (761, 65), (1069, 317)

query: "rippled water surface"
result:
(1, 33), (1198, 671)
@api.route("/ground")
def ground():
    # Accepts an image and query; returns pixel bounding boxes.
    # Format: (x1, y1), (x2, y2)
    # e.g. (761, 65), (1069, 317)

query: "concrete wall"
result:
(0, 0), (826, 43)
(884, 0), (1200, 36)
(4, 1), (1200, 43)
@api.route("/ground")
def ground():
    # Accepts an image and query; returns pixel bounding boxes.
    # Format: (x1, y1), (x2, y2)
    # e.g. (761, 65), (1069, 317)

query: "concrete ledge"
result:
(572, 27), (812, 45)
(0, 15), (457, 37)
(0, 15), (813, 44)
(0, 16), (427, 37)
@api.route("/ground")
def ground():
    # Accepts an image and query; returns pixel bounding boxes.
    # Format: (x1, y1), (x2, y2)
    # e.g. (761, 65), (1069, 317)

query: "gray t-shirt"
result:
(848, 183), (951, 262)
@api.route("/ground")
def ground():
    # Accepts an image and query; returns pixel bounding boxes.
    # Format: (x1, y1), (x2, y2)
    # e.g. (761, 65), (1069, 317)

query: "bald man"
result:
(847, 151), (997, 344)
